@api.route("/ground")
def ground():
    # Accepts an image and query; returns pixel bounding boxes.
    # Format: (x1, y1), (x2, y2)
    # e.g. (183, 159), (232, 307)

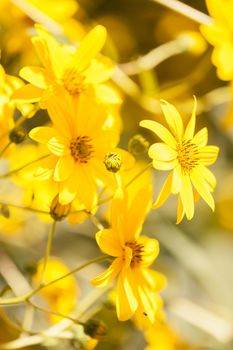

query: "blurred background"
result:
(0, 0), (233, 349)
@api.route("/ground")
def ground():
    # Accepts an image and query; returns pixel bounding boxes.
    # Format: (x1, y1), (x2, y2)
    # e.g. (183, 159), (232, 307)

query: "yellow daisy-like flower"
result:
(34, 257), (78, 323)
(200, 0), (233, 80)
(29, 95), (120, 209)
(92, 187), (163, 323)
(140, 98), (219, 223)
(13, 24), (120, 107)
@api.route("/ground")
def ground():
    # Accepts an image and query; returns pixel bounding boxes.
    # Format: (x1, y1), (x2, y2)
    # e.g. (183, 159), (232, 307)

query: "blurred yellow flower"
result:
(201, 0), (233, 80)
(29, 95), (120, 209)
(34, 257), (78, 323)
(140, 98), (219, 223)
(92, 187), (164, 323)
(144, 322), (195, 350)
(13, 24), (120, 107)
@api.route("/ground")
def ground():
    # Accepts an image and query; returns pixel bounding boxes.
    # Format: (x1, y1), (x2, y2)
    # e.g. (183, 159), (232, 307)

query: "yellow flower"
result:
(140, 98), (219, 223)
(144, 322), (196, 350)
(28, 95), (120, 209)
(200, 0), (233, 80)
(33, 257), (78, 323)
(13, 24), (120, 106)
(92, 187), (163, 323)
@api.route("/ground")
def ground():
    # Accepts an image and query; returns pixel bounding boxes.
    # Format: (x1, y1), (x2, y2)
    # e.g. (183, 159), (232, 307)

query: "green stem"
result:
(0, 142), (12, 158)
(0, 201), (49, 215)
(0, 255), (108, 306)
(28, 301), (84, 326)
(39, 220), (57, 285)
(0, 154), (50, 178)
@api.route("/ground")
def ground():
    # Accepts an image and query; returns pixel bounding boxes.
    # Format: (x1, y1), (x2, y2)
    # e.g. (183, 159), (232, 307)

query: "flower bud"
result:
(83, 319), (107, 340)
(128, 134), (149, 155)
(50, 195), (71, 221)
(104, 152), (122, 173)
(9, 127), (27, 144)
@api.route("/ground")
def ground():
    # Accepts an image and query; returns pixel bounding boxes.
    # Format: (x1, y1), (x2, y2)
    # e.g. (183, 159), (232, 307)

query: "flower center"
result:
(62, 68), (85, 96)
(177, 139), (199, 173)
(125, 241), (144, 268)
(70, 136), (94, 163)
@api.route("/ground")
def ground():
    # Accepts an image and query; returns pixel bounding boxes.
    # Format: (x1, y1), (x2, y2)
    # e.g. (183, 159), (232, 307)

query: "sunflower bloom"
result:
(12, 24), (120, 107)
(140, 98), (219, 223)
(92, 187), (163, 322)
(200, 0), (233, 80)
(29, 95), (121, 209)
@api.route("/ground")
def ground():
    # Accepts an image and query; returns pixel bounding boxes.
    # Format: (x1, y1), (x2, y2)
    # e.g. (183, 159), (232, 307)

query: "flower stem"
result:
(0, 154), (50, 178)
(151, 0), (212, 25)
(39, 220), (57, 285)
(0, 255), (108, 306)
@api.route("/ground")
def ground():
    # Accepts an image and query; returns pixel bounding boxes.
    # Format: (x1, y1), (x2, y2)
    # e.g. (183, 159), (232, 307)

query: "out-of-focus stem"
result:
(151, 0), (212, 25)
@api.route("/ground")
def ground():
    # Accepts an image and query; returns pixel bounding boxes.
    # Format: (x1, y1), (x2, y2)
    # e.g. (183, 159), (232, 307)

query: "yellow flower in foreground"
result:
(13, 24), (120, 107)
(140, 98), (219, 223)
(92, 187), (163, 323)
(34, 257), (78, 323)
(201, 0), (233, 80)
(29, 95), (120, 209)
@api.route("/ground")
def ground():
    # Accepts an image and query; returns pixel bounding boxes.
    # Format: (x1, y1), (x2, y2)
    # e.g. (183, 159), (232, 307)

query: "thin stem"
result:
(0, 154), (50, 178)
(0, 142), (12, 158)
(98, 162), (153, 206)
(39, 220), (57, 285)
(0, 201), (49, 215)
(28, 301), (84, 326)
(151, 0), (212, 25)
(0, 255), (108, 306)
(120, 39), (188, 75)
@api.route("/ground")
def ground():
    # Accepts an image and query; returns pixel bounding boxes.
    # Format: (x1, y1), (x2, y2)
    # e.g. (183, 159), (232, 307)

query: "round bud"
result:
(104, 152), (122, 173)
(83, 319), (107, 340)
(128, 134), (149, 155)
(50, 195), (71, 221)
(9, 127), (27, 144)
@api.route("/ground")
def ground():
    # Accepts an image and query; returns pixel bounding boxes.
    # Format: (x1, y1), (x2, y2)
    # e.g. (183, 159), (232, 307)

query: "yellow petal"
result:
(95, 229), (122, 257)
(160, 99), (184, 141)
(47, 136), (70, 156)
(75, 165), (97, 210)
(85, 57), (115, 84)
(73, 25), (107, 73)
(116, 270), (138, 321)
(171, 166), (182, 194)
(192, 127), (208, 147)
(54, 156), (74, 182)
(94, 84), (121, 104)
(140, 120), (177, 149)
(153, 173), (173, 208)
(152, 158), (178, 170)
(190, 168), (215, 210)
(11, 84), (43, 103)
(149, 143), (177, 161)
(195, 165), (216, 191)
(199, 145), (219, 165)
(29, 127), (56, 144)
(19, 66), (49, 89)
(34, 155), (57, 180)
(139, 236), (159, 267)
(125, 186), (152, 241)
(58, 176), (78, 205)
(176, 195), (185, 224)
(180, 174), (194, 220)
(91, 258), (122, 287)
(184, 96), (197, 139)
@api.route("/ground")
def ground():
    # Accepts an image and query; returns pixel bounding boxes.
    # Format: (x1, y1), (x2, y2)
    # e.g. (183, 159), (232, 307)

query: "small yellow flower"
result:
(29, 95), (121, 209)
(200, 0), (233, 80)
(140, 98), (219, 223)
(34, 257), (78, 323)
(92, 187), (163, 323)
(13, 24), (120, 106)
